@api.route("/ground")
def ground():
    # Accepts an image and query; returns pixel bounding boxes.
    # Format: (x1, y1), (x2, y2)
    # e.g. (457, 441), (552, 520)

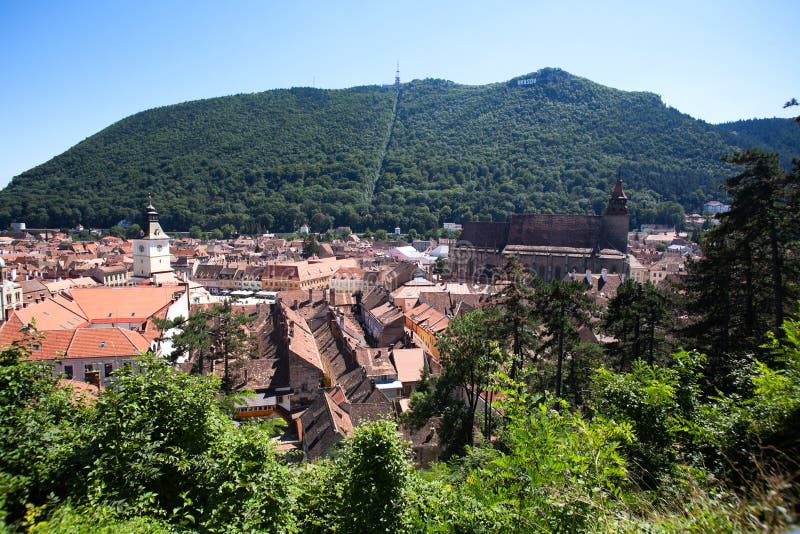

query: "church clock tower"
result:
(132, 195), (172, 279)
(601, 179), (630, 253)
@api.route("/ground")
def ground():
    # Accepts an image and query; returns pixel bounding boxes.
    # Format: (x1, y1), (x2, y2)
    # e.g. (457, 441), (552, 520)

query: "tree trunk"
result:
(742, 242), (755, 338)
(769, 222), (784, 337)
(647, 316), (656, 365)
(555, 329), (564, 398)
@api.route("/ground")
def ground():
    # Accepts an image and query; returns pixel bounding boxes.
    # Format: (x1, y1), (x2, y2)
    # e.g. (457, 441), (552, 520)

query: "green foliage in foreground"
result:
(2, 314), (799, 532)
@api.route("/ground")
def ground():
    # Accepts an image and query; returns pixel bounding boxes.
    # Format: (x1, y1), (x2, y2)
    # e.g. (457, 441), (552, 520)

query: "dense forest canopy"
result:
(1, 68), (798, 233)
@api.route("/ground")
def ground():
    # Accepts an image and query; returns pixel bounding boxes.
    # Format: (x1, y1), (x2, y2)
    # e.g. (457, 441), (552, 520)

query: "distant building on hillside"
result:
(703, 200), (730, 214)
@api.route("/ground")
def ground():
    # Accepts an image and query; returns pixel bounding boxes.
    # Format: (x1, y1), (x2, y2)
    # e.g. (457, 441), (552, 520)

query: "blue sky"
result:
(1, 0), (798, 189)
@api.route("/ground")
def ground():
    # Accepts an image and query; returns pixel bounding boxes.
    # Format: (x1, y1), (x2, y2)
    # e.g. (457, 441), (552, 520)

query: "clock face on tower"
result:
(138, 245), (144, 253)
(157, 244), (163, 252)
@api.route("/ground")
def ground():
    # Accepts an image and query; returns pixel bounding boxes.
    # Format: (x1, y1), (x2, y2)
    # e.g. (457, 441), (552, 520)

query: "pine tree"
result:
(603, 279), (669, 370)
(534, 280), (593, 399)
(720, 149), (798, 339)
(488, 255), (538, 379)
(302, 233), (319, 258)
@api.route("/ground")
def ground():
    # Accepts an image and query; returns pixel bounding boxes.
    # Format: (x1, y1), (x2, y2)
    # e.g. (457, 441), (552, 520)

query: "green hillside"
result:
(1, 68), (798, 233)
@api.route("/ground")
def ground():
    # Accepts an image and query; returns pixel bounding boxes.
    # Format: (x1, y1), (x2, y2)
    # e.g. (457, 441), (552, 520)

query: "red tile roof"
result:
(282, 304), (324, 372)
(393, 348), (425, 383)
(407, 302), (449, 334)
(66, 286), (180, 324)
(64, 328), (150, 359)
(3, 326), (150, 361)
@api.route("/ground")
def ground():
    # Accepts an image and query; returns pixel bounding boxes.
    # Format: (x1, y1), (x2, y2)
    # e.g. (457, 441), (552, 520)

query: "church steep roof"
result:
(506, 214), (604, 250)
(459, 222), (509, 251)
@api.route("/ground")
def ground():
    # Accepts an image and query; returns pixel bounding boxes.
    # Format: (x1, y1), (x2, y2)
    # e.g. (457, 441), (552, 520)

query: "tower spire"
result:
(395, 61), (400, 88)
(607, 179), (628, 215)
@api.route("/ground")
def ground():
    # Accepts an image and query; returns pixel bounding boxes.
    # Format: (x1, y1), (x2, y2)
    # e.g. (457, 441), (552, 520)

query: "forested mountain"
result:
(2, 68), (798, 233)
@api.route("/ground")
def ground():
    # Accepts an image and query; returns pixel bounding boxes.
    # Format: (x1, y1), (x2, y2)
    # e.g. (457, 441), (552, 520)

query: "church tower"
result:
(602, 179), (629, 252)
(132, 195), (172, 279)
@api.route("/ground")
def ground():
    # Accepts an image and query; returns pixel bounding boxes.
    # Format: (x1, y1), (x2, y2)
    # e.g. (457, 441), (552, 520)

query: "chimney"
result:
(308, 288), (313, 303)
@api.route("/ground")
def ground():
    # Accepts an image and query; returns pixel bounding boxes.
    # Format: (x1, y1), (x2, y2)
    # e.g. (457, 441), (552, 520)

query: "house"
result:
(362, 262), (416, 291)
(193, 263), (224, 290)
(404, 302), (449, 360)
(299, 386), (353, 460)
(239, 265), (266, 292)
(22, 328), (150, 387)
(19, 279), (52, 306)
(230, 359), (292, 422)
(262, 259), (358, 291)
(0, 260), (23, 321)
(271, 301), (325, 406)
(329, 267), (365, 293)
(0, 285), (189, 383)
(86, 264), (129, 286)
(299, 382), (393, 460)
(390, 279), (436, 313)
(355, 347), (401, 398)
(417, 290), (484, 317)
(628, 255), (648, 284)
(703, 200), (730, 214)
(364, 302), (405, 346)
(392, 348), (426, 397)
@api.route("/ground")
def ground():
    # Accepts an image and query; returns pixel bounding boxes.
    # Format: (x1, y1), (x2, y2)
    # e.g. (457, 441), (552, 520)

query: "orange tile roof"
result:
(282, 304), (324, 372)
(65, 328), (150, 359)
(1, 326), (150, 362)
(407, 302), (449, 333)
(66, 286), (180, 324)
(58, 379), (103, 403)
(324, 388), (353, 436)
(16, 329), (74, 360)
(393, 348), (425, 383)
(8, 297), (89, 331)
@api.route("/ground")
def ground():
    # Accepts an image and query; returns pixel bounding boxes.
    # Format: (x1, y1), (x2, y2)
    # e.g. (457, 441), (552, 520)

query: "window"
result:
(85, 364), (99, 386)
(64, 365), (73, 379)
(104, 363), (113, 377)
